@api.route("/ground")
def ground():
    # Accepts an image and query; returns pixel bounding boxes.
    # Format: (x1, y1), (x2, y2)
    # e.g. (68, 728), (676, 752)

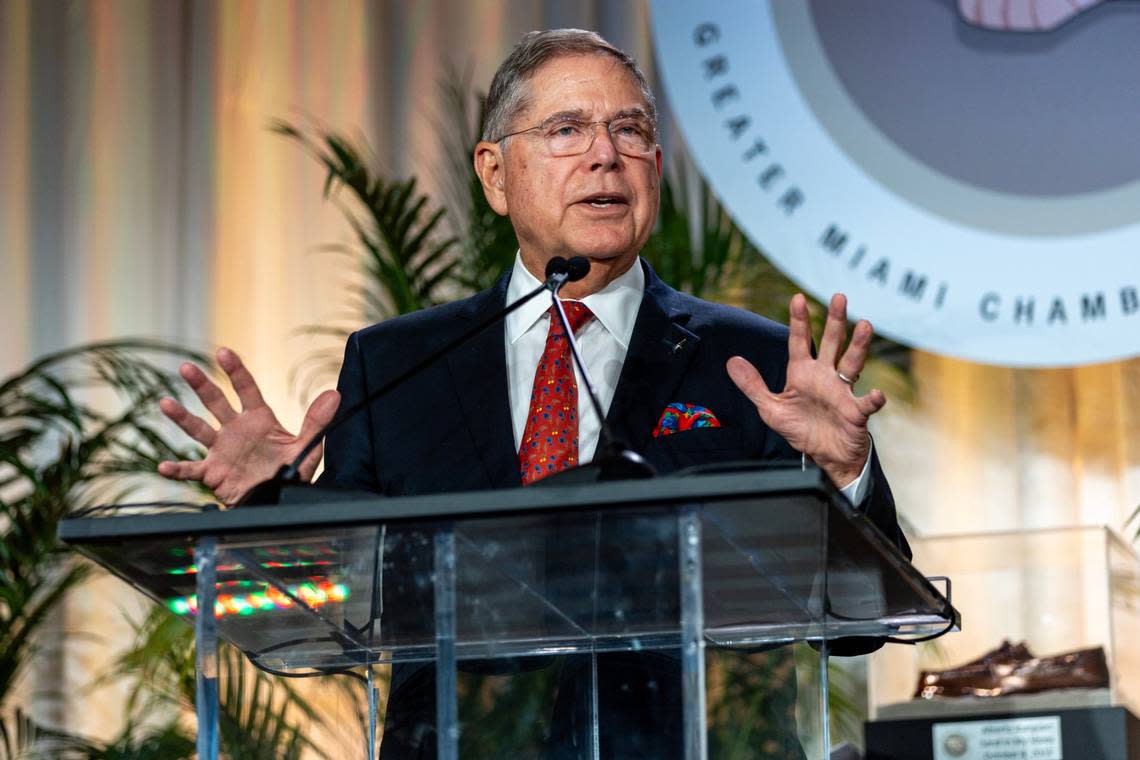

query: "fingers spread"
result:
(298, 441), (325, 482)
(217, 347), (267, 413)
(837, 320), (873, 382)
(299, 389), (341, 439)
(726, 356), (772, 407)
(855, 388), (887, 417)
(160, 397), (217, 447)
(817, 293), (848, 366)
(787, 293), (813, 361)
(157, 459), (207, 481)
(180, 362), (238, 423)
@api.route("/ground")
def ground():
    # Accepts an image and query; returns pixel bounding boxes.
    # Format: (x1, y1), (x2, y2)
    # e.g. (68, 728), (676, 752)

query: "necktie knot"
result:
(551, 301), (593, 336)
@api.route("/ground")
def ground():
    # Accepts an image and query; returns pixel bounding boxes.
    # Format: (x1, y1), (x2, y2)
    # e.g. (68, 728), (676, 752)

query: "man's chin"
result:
(571, 248), (640, 269)
(566, 236), (641, 263)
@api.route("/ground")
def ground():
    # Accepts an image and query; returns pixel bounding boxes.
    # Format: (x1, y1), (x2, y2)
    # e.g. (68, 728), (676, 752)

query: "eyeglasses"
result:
(495, 114), (657, 157)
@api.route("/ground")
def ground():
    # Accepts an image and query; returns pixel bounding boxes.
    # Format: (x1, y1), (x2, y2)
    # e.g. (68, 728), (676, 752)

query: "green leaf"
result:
(0, 340), (206, 711)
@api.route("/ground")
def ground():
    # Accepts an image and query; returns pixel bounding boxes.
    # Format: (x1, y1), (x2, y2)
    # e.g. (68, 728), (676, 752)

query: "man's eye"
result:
(549, 122), (583, 138)
(614, 121), (647, 138)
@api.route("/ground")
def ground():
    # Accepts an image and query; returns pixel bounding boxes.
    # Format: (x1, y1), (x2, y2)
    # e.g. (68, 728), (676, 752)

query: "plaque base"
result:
(865, 705), (1140, 760)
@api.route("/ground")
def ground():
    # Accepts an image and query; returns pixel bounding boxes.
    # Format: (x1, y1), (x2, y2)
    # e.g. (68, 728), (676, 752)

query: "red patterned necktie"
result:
(519, 301), (595, 485)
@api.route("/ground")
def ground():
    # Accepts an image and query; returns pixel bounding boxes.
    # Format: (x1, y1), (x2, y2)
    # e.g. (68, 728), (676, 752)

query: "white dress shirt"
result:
(503, 254), (872, 503)
(506, 254), (644, 464)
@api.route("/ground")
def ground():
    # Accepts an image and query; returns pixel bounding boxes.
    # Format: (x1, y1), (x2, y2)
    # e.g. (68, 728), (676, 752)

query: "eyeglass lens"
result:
(544, 120), (654, 157)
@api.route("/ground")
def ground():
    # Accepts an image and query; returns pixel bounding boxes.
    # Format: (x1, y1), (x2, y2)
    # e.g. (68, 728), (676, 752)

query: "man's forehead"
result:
(538, 106), (652, 123)
(521, 53), (650, 117)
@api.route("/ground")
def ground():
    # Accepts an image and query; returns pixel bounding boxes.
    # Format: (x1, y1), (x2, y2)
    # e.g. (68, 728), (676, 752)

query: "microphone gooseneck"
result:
(241, 255), (649, 505)
(547, 265), (608, 452)
(241, 262), (575, 506)
(547, 259), (655, 483)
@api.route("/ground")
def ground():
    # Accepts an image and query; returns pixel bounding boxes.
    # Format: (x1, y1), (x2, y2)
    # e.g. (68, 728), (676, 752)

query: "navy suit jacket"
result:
(317, 259), (908, 759)
(320, 258), (906, 554)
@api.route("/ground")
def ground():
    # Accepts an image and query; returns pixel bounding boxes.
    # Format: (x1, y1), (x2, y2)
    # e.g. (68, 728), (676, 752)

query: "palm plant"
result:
(434, 71), (520, 294)
(0, 340), (204, 758)
(0, 340), (206, 713)
(0, 339), (359, 758)
(95, 605), (345, 760)
(271, 121), (466, 395)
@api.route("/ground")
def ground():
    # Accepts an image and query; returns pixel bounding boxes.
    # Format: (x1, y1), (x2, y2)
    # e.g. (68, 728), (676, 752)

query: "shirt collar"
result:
(505, 252), (645, 348)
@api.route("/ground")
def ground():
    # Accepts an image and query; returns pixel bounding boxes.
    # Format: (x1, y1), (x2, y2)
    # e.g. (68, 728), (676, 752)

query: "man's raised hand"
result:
(726, 293), (885, 487)
(157, 347), (340, 506)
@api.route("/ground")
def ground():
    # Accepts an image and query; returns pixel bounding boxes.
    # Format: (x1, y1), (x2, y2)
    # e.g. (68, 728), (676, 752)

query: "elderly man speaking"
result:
(159, 29), (907, 760)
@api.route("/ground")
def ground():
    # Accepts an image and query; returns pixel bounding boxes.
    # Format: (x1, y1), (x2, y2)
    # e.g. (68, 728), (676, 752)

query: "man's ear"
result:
(474, 141), (509, 216)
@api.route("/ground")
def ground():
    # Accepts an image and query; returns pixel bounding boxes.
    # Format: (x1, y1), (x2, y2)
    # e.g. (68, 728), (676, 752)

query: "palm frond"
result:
(275, 120), (468, 396)
(435, 71), (518, 292)
(0, 340), (207, 711)
(0, 707), (117, 760)
(79, 723), (195, 760)
(272, 120), (459, 320)
(0, 706), (195, 760)
(0, 708), (43, 759)
(100, 605), (344, 759)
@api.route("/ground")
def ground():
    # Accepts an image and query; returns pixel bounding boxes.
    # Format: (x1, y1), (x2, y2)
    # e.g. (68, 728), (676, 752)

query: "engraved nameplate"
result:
(933, 715), (1062, 760)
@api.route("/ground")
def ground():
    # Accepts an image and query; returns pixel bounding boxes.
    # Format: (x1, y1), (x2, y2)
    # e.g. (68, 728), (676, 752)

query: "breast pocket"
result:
(646, 427), (755, 472)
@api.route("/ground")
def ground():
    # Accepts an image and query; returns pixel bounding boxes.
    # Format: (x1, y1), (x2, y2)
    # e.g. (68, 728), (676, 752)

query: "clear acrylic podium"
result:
(60, 468), (956, 759)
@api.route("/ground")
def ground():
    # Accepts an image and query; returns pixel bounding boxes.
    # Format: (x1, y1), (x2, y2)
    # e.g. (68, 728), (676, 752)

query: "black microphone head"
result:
(545, 256), (571, 280)
(565, 256), (590, 282)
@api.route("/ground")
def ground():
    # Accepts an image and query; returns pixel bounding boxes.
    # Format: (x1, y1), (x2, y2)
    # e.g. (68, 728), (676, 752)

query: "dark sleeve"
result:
(862, 448), (911, 561)
(755, 350), (910, 560)
(823, 448), (912, 657)
(316, 331), (380, 492)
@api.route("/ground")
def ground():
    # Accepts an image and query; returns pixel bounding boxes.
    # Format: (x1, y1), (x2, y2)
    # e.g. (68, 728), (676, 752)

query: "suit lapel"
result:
(445, 273), (520, 489)
(605, 261), (700, 457)
(444, 261), (701, 482)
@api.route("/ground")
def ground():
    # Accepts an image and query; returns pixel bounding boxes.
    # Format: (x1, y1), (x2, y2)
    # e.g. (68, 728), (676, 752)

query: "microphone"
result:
(239, 260), (578, 506)
(543, 258), (655, 484)
(545, 255), (590, 283)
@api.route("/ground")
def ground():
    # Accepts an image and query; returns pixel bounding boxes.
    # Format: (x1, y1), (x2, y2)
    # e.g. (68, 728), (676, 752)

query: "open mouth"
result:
(579, 193), (628, 208)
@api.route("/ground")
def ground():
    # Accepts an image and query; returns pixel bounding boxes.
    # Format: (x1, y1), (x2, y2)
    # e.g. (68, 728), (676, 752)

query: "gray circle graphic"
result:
(651, 0), (1140, 366)
(811, 0), (1140, 197)
(773, 0), (1140, 235)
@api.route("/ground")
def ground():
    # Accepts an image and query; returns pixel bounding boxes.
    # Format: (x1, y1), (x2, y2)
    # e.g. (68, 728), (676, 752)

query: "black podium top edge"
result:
(60, 468), (843, 544)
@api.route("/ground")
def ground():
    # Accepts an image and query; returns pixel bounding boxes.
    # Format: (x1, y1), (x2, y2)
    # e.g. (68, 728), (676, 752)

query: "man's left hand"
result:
(726, 292), (885, 487)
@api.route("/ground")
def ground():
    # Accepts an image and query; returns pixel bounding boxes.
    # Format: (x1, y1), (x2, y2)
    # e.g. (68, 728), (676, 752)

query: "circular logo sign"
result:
(650, 0), (1140, 367)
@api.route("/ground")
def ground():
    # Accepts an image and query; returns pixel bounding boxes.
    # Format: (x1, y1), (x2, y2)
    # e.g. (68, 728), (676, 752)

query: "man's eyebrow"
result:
(612, 107), (651, 121)
(539, 107), (652, 124)
(540, 109), (592, 124)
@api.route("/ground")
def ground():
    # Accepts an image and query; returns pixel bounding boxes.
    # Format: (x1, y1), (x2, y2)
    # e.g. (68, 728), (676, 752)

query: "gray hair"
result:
(481, 29), (658, 144)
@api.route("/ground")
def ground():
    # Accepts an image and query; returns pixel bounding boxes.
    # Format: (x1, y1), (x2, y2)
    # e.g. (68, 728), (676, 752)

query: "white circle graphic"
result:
(650, 0), (1140, 367)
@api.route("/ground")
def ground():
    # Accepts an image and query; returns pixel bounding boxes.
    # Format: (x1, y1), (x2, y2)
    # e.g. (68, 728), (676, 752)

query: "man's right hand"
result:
(157, 347), (341, 506)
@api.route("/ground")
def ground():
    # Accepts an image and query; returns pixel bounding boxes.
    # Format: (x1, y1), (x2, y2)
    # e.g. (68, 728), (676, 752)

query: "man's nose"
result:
(587, 123), (620, 168)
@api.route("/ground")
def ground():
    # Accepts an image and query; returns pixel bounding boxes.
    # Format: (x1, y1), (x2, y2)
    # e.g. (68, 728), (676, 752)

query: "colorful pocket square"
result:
(652, 402), (721, 438)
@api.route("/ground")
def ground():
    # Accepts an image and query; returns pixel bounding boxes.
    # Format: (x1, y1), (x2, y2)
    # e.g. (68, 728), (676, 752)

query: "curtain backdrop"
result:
(2, 0), (1138, 742)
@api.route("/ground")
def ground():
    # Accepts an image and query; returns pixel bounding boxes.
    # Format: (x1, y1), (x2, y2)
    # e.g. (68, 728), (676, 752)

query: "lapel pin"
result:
(672, 338), (687, 354)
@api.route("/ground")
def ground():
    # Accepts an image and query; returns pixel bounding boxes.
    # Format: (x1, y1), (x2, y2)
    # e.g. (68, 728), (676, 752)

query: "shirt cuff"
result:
(838, 438), (874, 506)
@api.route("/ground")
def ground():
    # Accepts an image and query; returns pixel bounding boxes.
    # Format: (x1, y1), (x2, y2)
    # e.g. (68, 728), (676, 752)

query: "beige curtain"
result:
(0, 0), (652, 741)
(2, 0), (1138, 742)
(876, 354), (1140, 537)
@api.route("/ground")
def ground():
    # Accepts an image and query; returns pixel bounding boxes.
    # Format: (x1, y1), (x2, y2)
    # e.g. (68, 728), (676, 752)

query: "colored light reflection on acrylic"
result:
(166, 559), (334, 575)
(167, 580), (349, 618)
(167, 543), (339, 575)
